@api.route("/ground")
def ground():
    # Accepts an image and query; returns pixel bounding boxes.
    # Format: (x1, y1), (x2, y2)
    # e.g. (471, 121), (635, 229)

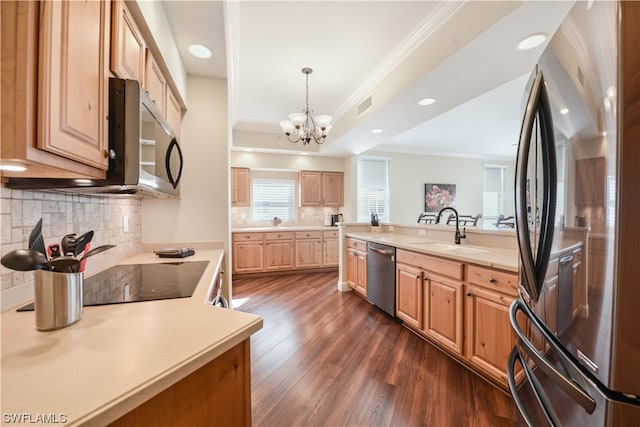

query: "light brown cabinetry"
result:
(322, 230), (340, 266)
(396, 250), (464, 355)
(232, 233), (264, 273)
(299, 171), (344, 206)
(144, 50), (166, 114)
(110, 0), (145, 83)
(464, 265), (518, 387)
(166, 88), (182, 138)
(1, 1), (110, 178)
(347, 238), (368, 297)
(110, 339), (251, 427)
(295, 231), (322, 268)
(396, 263), (423, 329)
(588, 235), (607, 290)
(231, 167), (251, 206)
(264, 232), (294, 271)
(576, 157), (606, 207)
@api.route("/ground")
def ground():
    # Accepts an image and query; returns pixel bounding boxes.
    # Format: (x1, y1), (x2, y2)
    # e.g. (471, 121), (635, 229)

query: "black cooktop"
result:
(18, 261), (209, 311)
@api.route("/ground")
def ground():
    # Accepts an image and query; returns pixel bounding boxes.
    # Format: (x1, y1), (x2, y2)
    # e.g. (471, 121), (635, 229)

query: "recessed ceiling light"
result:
(417, 98), (436, 106)
(371, 128), (384, 134)
(0, 164), (27, 172)
(560, 108), (569, 115)
(188, 44), (212, 59)
(517, 34), (547, 51)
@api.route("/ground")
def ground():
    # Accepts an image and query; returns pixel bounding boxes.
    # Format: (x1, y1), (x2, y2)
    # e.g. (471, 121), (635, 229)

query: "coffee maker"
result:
(324, 214), (343, 226)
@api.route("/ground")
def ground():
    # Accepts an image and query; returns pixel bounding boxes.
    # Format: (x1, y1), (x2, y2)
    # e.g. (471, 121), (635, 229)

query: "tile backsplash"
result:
(231, 206), (342, 228)
(0, 187), (142, 311)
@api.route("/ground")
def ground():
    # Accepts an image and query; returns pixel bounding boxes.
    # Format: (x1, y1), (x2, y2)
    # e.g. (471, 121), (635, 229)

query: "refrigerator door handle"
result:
(514, 70), (557, 303)
(508, 346), (561, 427)
(510, 299), (596, 413)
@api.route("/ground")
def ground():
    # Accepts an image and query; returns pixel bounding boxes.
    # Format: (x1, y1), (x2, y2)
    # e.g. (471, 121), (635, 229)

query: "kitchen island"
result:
(0, 249), (263, 426)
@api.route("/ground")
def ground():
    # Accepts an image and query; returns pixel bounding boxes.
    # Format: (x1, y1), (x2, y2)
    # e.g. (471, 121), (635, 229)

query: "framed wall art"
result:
(424, 183), (456, 212)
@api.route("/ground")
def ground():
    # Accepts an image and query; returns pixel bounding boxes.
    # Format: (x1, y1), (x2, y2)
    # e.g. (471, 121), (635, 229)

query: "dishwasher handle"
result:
(369, 247), (394, 256)
(559, 255), (573, 265)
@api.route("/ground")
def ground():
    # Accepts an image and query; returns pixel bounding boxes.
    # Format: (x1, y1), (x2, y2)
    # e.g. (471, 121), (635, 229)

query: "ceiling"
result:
(162, 1), (575, 160)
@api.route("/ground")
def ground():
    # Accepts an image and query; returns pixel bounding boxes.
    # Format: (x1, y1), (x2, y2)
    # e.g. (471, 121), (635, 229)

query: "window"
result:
(482, 164), (506, 220)
(252, 178), (295, 222)
(357, 158), (389, 223)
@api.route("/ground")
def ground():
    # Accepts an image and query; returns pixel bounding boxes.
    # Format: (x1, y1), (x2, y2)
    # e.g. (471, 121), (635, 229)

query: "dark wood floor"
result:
(233, 271), (516, 427)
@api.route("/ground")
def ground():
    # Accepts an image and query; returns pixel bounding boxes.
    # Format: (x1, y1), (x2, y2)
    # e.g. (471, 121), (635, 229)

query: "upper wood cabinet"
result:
(110, 0), (145, 83)
(145, 49), (166, 115)
(1, 1), (110, 179)
(231, 167), (251, 206)
(299, 171), (344, 207)
(166, 88), (182, 138)
(576, 157), (606, 207)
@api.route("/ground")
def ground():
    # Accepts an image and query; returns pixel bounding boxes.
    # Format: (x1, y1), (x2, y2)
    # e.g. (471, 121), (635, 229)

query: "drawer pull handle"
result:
(466, 291), (472, 297)
(489, 277), (497, 283)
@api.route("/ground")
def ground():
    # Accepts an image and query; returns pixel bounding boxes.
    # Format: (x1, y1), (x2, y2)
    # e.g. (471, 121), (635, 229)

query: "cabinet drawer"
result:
(346, 238), (367, 252)
(233, 233), (264, 242)
(296, 231), (322, 239)
(323, 230), (339, 239)
(265, 232), (294, 241)
(467, 265), (518, 296)
(396, 249), (463, 281)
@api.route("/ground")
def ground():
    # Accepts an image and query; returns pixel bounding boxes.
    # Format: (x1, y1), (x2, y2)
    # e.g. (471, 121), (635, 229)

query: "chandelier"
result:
(279, 67), (332, 145)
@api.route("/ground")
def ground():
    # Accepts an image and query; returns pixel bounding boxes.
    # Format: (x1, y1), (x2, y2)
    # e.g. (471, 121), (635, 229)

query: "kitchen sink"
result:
(407, 241), (490, 255)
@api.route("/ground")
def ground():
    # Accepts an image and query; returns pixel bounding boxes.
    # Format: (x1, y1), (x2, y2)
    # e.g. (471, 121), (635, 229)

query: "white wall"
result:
(141, 76), (228, 243)
(365, 151), (515, 225)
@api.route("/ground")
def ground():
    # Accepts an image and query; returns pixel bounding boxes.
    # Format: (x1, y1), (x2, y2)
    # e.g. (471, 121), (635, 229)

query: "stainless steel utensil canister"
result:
(34, 270), (83, 331)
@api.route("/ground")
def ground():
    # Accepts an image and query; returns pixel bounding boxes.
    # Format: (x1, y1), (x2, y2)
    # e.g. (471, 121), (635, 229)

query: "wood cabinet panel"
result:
(231, 167), (250, 206)
(38, 0), (109, 170)
(233, 241), (263, 273)
(464, 284), (516, 387)
(424, 277), (463, 355)
(396, 263), (423, 329)
(110, 0), (144, 83)
(110, 340), (251, 427)
(576, 157), (606, 207)
(264, 240), (294, 271)
(295, 238), (322, 268)
(166, 88), (182, 138)
(322, 236), (339, 267)
(299, 170), (344, 206)
(348, 240), (368, 297)
(145, 50), (166, 115)
(396, 250), (463, 281)
(467, 265), (518, 296)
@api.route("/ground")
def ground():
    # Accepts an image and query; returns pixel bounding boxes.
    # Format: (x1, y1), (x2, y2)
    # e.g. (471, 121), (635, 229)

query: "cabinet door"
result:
(264, 240), (294, 270)
(110, 0), (145, 82)
(166, 88), (182, 138)
(355, 251), (368, 296)
(322, 238), (339, 266)
(576, 157), (606, 207)
(231, 167), (250, 206)
(424, 276), (463, 355)
(322, 172), (344, 206)
(299, 171), (322, 206)
(396, 263), (423, 329)
(464, 285), (516, 387)
(145, 50), (166, 115)
(38, 0), (109, 170)
(232, 242), (263, 273)
(295, 239), (322, 268)
(347, 248), (358, 289)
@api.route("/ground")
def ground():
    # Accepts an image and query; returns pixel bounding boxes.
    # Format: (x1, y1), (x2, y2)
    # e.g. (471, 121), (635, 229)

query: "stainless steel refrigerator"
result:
(507, 1), (640, 425)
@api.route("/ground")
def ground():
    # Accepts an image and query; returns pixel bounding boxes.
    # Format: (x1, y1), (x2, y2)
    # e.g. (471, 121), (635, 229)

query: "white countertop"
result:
(0, 249), (263, 426)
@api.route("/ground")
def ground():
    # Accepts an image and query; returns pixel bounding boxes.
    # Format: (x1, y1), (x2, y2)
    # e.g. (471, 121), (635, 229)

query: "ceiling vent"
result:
(357, 94), (373, 117)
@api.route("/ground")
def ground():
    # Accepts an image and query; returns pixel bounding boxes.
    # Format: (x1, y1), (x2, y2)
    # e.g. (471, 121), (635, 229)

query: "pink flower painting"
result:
(425, 183), (456, 212)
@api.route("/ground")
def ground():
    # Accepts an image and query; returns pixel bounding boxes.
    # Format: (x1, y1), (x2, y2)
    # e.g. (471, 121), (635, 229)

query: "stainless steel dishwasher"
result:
(366, 242), (396, 317)
(557, 253), (574, 335)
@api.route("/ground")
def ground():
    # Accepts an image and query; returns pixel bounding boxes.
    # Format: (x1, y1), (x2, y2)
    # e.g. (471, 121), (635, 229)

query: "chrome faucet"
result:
(436, 207), (467, 244)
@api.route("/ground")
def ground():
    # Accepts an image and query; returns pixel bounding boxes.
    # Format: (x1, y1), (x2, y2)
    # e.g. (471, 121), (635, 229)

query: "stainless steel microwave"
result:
(5, 78), (183, 198)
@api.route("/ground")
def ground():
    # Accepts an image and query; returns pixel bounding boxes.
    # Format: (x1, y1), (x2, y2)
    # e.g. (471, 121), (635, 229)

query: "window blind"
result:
(482, 164), (505, 220)
(357, 158), (389, 222)
(252, 179), (295, 222)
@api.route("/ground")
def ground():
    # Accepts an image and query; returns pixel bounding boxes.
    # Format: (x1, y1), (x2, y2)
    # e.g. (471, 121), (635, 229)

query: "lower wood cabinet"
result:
(394, 248), (518, 389)
(347, 238), (367, 297)
(110, 339), (251, 427)
(232, 230), (339, 274)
